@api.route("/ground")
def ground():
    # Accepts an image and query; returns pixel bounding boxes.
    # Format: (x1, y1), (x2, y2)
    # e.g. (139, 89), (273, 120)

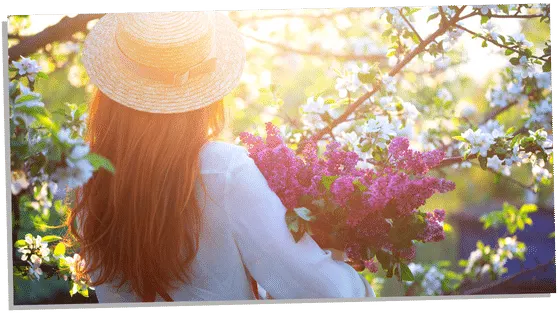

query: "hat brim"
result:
(82, 13), (246, 114)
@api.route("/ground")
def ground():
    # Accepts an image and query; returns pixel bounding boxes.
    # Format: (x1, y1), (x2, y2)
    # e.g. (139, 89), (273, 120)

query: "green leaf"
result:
(358, 72), (377, 84)
(543, 59), (551, 72)
(14, 240), (27, 248)
(85, 153), (115, 174)
(79, 288), (90, 298)
(294, 207), (315, 222)
(41, 235), (62, 243)
(400, 263), (415, 281)
(480, 15), (490, 24)
(14, 105), (48, 118)
(510, 134), (521, 148)
(54, 242), (66, 257)
(505, 49), (515, 56)
(36, 72), (49, 80)
(453, 136), (467, 142)
(427, 13), (439, 22)
(321, 175), (338, 191)
(36, 114), (59, 132)
(505, 126), (516, 135)
(353, 179), (368, 192)
(478, 156), (488, 170)
(509, 57), (520, 65)
(285, 212), (299, 232)
(519, 204), (538, 214)
(15, 94), (39, 104)
(70, 282), (79, 296)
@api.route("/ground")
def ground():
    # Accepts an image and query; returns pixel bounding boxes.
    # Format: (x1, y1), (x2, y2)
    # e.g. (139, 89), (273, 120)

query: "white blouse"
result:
(94, 141), (375, 302)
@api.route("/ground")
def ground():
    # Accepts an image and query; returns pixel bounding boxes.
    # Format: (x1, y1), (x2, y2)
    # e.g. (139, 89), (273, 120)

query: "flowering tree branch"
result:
(297, 6), (467, 153)
(244, 33), (386, 62)
(8, 14), (104, 61)
(454, 24), (548, 62)
(483, 13), (544, 19)
(398, 8), (423, 42)
(230, 8), (372, 24)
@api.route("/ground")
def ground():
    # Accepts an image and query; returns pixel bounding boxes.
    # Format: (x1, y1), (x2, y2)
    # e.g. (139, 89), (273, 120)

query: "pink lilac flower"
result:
(331, 176), (355, 206)
(240, 123), (455, 270)
(420, 209), (446, 243)
(364, 259), (378, 273)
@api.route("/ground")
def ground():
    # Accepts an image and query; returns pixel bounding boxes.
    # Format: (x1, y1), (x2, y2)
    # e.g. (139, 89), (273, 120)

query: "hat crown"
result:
(115, 12), (215, 72)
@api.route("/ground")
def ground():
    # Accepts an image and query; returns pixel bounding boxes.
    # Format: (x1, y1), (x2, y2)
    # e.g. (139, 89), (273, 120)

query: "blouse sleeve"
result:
(224, 147), (375, 299)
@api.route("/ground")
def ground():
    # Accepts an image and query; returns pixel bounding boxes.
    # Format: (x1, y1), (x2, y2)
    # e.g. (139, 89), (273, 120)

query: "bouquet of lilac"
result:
(240, 123), (456, 281)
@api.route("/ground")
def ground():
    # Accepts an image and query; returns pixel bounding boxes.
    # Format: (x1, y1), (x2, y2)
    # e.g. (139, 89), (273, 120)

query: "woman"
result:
(69, 11), (375, 302)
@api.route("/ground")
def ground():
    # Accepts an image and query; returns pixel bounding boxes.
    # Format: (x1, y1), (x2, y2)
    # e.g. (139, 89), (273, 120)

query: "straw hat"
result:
(82, 12), (246, 114)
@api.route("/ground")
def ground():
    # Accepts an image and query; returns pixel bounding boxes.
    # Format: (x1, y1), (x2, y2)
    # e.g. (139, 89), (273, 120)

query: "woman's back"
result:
(93, 141), (374, 302)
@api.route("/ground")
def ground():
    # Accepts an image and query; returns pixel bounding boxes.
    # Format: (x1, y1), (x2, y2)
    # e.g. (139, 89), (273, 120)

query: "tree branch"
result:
(244, 33), (385, 62)
(297, 6), (467, 153)
(230, 8), (372, 24)
(398, 8), (423, 42)
(485, 13), (544, 19)
(455, 24), (547, 62)
(8, 14), (104, 62)
(481, 102), (518, 124)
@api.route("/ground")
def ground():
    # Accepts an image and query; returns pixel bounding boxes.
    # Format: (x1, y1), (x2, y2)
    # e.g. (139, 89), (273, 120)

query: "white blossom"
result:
(535, 72), (551, 89)
(381, 74), (397, 94)
(512, 33), (533, 48)
(531, 159), (552, 183)
(461, 129), (495, 157)
(11, 171), (30, 195)
(435, 55), (451, 69)
(457, 103), (477, 118)
(335, 74), (361, 98)
(513, 56), (536, 79)
(479, 120), (505, 139)
(12, 56), (42, 81)
(421, 266), (445, 295)
(486, 155), (504, 171)
(302, 96), (327, 114)
(436, 88), (453, 102)
(481, 21), (499, 41)
(53, 159), (94, 190)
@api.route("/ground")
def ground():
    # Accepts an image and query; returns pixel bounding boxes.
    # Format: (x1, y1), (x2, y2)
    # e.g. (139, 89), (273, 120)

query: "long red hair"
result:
(66, 89), (225, 301)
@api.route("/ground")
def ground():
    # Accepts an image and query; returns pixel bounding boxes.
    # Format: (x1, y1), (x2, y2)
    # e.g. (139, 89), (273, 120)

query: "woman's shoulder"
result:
(199, 140), (250, 174)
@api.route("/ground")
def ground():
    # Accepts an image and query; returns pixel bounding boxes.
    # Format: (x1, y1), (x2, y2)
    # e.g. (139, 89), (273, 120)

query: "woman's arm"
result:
(224, 147), (375, 299)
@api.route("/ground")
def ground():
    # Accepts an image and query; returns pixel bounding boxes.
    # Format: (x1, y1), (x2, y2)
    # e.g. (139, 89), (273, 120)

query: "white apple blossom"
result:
(436, 88), (453, 102)
(335, 74), (361, 98)
(473, 5), (498, 15)
(381, 74), (397, 94)
(11, 170), (30, 195)
(457, 103), (477, 118)
(434, 55), (451, 69)
(12, 56), (42, 82)
(531, 159), (552, 183)
(513, 56), (536, 79)
(512, 33), (533, 48)
(486, 155), (504, 171)
(421, 266), (445, 295)
(535, 72), (551, 89)
(461, 129), (495, 157)
(53, 159), (94, 190)
(481, 21), (499, 41)
(479, 120), (505, 139)
(302, 96), (327, 114)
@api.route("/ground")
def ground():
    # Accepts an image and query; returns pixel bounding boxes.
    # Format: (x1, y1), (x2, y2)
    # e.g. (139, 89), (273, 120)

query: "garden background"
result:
(6, 5), (555, 305)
